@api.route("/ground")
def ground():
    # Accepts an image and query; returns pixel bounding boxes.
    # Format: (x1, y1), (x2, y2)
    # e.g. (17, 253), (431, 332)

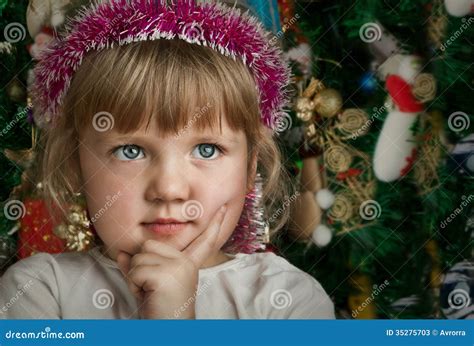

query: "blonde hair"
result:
(38, 39), (294, 241)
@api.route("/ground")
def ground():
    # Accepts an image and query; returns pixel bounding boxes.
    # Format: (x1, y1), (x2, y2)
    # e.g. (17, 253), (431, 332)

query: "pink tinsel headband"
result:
(32, 0), (291, 129)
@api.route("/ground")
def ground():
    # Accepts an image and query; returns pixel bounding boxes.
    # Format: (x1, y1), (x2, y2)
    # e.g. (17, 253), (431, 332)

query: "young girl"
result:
(0, 0), (335, 319)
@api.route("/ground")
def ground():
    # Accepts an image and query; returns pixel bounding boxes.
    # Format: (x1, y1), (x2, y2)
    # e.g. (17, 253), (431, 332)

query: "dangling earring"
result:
(53, 192), (96, 252)
(222, 173), (269, 254)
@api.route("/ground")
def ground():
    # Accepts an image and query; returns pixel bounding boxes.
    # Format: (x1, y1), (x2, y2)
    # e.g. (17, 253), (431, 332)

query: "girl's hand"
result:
(116, 205), (227, 319)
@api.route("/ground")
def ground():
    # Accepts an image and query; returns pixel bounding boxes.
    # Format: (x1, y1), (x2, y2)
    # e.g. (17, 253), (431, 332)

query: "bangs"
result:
(63, 39), (261, 139)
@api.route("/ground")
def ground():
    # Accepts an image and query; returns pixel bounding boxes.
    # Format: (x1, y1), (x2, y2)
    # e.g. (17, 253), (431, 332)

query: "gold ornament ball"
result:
(296, 97), (315, 122)
(314, 88), (343, 118)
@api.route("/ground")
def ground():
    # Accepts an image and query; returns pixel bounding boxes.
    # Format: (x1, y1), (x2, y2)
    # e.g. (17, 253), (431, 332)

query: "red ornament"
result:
(277, 0), (308, 43)
(336, 168), (363, 181)
(386, 75), (424, 112)
(18, 198), (66, 259)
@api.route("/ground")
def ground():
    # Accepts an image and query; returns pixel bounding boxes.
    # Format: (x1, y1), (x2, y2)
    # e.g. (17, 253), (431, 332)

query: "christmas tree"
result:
(0, 0), (32, 272)
(274, 0), (473, 319)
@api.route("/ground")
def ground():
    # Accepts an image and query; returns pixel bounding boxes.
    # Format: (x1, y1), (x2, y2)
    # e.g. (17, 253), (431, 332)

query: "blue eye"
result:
(192, 143), (221, 160)
(113, 145), (145, 161)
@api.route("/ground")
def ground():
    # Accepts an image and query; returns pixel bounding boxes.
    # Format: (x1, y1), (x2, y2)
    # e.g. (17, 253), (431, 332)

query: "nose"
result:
(144, 156), (191, 203)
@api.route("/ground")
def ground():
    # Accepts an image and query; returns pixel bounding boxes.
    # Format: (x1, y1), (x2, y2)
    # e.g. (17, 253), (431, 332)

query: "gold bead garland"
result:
(296, 78), (377, 237)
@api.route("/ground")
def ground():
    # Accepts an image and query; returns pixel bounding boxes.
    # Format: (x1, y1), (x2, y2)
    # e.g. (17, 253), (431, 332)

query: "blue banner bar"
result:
(0, 320), (472, 346)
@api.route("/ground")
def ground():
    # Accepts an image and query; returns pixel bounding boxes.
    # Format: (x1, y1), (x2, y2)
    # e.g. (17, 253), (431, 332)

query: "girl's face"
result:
(78, 115), (254, 265)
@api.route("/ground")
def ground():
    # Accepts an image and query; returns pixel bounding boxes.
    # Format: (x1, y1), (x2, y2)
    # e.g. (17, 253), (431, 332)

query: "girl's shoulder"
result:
(2, 248), (97, 276)
(202, 251), (322, 289)
(199, 251), (335, 319)
(0, 247), (106, 297)
(201, 251), (314, 279)
(0, 250), (98, 319)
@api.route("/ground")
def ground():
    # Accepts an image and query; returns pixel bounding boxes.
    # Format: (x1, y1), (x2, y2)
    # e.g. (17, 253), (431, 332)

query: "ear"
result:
(246, 148), (258, 194)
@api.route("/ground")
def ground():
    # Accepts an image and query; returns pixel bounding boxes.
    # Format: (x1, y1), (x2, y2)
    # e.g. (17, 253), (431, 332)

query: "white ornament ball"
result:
(315, 188), (335, 210)
(444, 0), (473, 17)
(312, 224), (333, 247)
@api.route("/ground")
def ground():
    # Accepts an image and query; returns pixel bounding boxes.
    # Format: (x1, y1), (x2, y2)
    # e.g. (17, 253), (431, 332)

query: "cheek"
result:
(86, 187), (145, 253)
(194, 167), (248, 249)
(216, 193), (246, 248)
(79, 152), (143, 250)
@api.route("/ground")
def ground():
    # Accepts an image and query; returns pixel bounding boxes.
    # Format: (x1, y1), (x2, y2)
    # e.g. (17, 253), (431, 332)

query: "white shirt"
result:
(0, 247), (335, 319)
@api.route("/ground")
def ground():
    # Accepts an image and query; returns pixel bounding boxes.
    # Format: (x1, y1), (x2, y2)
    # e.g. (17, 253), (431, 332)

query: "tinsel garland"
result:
(222, 173), (268, 254)
(32, 0), (291, 129)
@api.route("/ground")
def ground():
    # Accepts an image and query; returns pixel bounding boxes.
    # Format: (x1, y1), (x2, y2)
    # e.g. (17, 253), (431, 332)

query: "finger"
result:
(130, 253), (172, 269)
(128, 265), (177, 292)
(182, 204), (227, 267)
(117, 251), (143, 300)
(141, 239), (182, 259)
(127, 279), (144, 301)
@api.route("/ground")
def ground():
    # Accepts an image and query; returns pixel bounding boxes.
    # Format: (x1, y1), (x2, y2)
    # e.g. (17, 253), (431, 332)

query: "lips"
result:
(141, 218), (190, 235)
